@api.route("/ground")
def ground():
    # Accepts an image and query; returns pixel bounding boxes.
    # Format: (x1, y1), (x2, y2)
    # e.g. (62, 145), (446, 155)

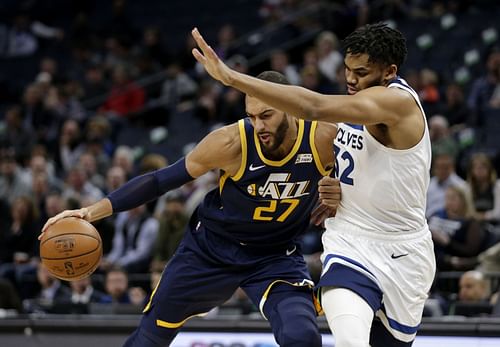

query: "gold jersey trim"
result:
(254, 119), (305, 167)
(310, 121), (332, 176)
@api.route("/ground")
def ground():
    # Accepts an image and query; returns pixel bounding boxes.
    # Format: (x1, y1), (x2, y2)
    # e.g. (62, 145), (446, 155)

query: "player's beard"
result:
(259, 114), (289, 159)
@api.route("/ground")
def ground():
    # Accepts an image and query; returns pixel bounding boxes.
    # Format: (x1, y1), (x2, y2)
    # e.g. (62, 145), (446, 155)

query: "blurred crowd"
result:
(1, 0), (500, 319)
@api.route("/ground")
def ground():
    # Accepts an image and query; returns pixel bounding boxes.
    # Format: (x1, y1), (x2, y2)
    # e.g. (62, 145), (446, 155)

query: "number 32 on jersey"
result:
(334, 144), (354, 185)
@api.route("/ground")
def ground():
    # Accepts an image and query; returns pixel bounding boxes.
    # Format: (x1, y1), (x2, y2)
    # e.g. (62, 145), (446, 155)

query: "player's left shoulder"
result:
(313, 121), (336, 168)
(314, 121), (337, 141)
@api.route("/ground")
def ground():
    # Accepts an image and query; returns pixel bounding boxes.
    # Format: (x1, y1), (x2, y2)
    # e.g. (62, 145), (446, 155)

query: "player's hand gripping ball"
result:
(40, 217), (102, 281)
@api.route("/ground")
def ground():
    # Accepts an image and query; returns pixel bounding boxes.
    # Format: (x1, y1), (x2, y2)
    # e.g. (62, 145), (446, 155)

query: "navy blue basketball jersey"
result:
(196, 118), (331, 247)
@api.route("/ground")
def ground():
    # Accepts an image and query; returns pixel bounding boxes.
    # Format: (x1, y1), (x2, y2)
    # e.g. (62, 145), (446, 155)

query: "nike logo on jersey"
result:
(286, 245), (297, 256)
(391, 253), (409, 259)
(249, 163), (266, 171)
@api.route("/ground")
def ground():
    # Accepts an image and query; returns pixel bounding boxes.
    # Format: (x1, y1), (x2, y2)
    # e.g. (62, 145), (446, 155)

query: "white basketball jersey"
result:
(325, 77), (431, 233)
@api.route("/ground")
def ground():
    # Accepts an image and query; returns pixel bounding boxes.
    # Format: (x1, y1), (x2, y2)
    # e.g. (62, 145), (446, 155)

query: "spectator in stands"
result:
(20, 83), (55, 146)
(101, 267), (132, 304)
(218, 55), (248, 123)
(214, 24), (237, 60)
(418, 68), (441, 116)
(466, 153), (500, 223)
(4, 14), (63, 58)
(69, 276), (108, 305)
(448, 270), (491, 316)
(85, 131), (110, 168)
(427, 152), (467, 218)
(0, 196), (38, 267)
(22, 153), (62, 193)
(30, 172), (51, 216)
(428, 115), (459, 160)
(429, 186), (492, 271)
(57, 119), (86, 173)
(24, 263), (71, 312)
(269, 49), (301, 86)
(440, 82), (473, 128)
(82, 64), (110, 101)
(459, 271), (490, 302)
(86, 116), (115, 158)
(315, 31), (342, 84)
(468, 50), (500, 125)
(0, 196), (40, 293)
(79, 151), (106, 191)
(160, 63), (198, 109)
(0, 105), (34, 161)
(476, 241), (500, 273)
(0, 148), (31, 204)
(152, 193), (189, 269)
(101, 204), (158, 273)
(105, 166), (127, 195)
(100, 64), (146, 118)
(300, 64), (334, 94)
(140, 26), (172, 68)
(112, 145), (135, 179)
(215, 24), (236, 60)
(102, 36), (134, 76)
(62, 164), (104, 203)
(0, 278), (22, 312)
(44, 82), (87, 123)
(302, 46), (318, 69)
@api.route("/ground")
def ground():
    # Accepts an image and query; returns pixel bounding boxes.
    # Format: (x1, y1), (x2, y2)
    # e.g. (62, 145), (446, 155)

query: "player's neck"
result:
(272, 118), (299, 160)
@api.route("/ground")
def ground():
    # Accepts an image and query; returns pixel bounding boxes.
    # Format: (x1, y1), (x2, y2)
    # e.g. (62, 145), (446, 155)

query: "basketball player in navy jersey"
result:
(41, 71), (338, 346)
(192, 23), (436, 347)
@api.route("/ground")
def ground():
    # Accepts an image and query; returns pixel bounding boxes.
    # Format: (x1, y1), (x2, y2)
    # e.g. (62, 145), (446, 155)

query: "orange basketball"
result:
(40, 217), (102, 281)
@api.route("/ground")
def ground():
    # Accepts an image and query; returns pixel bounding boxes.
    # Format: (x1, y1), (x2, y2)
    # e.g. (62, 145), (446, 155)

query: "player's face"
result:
(246, 96), (289, 155)
(344, 53), (397, 95)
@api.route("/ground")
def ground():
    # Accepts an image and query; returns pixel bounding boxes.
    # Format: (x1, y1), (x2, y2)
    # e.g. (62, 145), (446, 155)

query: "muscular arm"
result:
(41, 124), (242, 233)
(192, 28), (425, 149)
(107, 124), (242, 214)
(192, 28), (407, 126)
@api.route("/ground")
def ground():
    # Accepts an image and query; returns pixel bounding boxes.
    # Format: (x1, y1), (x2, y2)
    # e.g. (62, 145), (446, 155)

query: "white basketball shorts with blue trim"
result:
(318, 219), (436, 343)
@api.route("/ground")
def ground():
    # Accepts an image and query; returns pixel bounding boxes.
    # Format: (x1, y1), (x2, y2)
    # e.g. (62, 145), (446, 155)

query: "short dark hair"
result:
(256, 71), (290, 85)
(342, 22), (407, 69)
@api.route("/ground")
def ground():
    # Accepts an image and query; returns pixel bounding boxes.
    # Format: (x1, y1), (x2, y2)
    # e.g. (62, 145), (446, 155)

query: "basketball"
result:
(40, 217), (102, 281)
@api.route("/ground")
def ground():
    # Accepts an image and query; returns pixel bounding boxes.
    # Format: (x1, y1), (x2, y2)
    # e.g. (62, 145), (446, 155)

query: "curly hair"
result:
(342, 22), (407, 69)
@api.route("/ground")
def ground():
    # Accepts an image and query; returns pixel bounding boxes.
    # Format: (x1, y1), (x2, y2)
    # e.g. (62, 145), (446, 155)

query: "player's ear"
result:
(383, 64), (397, 83)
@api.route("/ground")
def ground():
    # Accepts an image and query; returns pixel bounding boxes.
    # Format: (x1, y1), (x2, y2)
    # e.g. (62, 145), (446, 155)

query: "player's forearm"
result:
(107, 158), (194, 213)
(230, 70), (326, 121)
(86, 198), (113, 222)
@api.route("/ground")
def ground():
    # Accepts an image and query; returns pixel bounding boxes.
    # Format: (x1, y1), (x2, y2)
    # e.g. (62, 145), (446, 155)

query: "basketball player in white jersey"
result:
(192, 22), (436, 347)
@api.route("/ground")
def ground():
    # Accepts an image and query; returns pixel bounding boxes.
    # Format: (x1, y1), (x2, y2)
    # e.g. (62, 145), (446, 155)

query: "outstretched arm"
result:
(191, 28), (405, 126)
(40, 123), (242, 236)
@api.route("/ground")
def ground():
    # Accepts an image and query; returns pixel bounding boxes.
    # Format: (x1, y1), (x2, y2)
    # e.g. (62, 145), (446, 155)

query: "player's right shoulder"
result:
(207, 122), (242, 155)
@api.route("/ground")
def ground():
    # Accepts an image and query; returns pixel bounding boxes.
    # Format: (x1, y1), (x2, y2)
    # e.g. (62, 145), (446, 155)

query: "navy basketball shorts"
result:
(140, 221), (314, 334)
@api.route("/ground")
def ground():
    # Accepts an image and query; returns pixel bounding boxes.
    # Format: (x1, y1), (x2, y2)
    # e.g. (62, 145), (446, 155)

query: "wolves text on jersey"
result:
(336, 127), (364, 150)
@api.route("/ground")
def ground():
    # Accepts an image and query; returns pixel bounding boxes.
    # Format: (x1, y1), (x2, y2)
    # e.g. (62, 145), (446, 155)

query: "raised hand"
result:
(191, 27), (234, 86)
(39, 208), (90, 240)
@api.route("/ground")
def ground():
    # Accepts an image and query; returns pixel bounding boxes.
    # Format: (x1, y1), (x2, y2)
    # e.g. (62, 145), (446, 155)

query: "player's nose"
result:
(254, 117), (266, 131)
